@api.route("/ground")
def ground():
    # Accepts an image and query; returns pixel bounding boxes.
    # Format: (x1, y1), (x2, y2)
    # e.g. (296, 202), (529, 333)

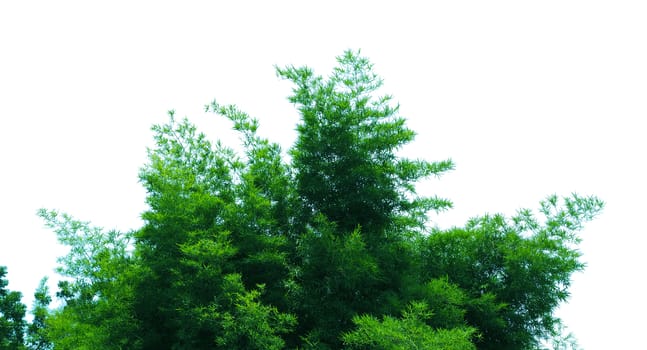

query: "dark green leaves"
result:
(0, 266), (27, 350)
(421, 194), (603, 349)
(278, 49), (454, 234)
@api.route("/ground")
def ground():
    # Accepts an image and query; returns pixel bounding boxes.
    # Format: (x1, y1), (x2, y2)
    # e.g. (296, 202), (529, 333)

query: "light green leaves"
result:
(343, 302), (476, 350)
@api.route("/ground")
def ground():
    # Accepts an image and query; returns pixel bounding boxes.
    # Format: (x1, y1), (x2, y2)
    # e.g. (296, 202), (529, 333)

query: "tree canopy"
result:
(3, 50), (602, 349)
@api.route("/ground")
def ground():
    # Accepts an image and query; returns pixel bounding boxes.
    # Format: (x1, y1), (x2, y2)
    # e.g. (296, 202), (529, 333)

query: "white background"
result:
(1, 1), (645, 348)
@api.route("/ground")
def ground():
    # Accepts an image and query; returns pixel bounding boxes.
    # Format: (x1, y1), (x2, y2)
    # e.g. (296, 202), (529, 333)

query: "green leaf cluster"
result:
(5, 50), (602, 349)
